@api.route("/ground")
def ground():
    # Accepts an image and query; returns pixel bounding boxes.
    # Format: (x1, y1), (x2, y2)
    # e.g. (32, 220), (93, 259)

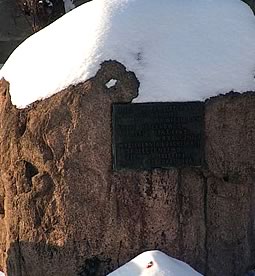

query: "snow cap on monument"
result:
(0, 0), (255, 108)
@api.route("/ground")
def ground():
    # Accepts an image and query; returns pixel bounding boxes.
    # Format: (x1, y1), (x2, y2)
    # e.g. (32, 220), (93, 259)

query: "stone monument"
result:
(0, 61), (255, 276)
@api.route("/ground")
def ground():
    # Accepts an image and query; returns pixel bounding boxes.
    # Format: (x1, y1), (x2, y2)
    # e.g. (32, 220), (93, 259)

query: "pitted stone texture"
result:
(0, 61), (255, 276)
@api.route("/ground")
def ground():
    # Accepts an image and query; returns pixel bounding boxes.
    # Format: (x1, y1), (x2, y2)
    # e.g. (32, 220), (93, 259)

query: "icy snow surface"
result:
(107, 250), (202, 276)
(105, 79), (117, 88)
(1, 0), (255, 107)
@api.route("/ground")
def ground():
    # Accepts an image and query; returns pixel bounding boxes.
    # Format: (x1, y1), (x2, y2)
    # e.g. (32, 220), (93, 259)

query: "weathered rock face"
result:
(0, 60), (255, 276)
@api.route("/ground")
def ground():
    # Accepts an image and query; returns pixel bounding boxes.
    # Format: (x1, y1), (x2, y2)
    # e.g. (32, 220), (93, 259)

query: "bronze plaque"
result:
(112, 102), (204, 170)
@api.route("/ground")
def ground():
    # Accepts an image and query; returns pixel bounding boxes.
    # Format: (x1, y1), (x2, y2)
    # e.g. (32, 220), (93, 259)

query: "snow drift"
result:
(0, 0), (255, 108)
(107, 250), (202, 276)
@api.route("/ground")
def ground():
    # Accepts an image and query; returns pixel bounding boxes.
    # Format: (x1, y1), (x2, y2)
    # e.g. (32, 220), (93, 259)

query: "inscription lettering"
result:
(112, 102), (204, 170)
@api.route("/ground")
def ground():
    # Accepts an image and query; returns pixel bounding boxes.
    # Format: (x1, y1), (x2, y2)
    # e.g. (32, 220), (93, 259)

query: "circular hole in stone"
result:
(105, 79), (118, 89)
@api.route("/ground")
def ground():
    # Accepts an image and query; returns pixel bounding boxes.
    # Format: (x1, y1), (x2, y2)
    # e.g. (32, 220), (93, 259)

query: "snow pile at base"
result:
(107, 250), (202, 276)
(1, 0), (255, 107)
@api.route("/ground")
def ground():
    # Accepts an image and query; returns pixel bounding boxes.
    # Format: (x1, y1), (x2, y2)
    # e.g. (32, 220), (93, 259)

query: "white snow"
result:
(0, 0), (255, 108)
(107, 250), (202, 276)
(105, 79), (117, 88)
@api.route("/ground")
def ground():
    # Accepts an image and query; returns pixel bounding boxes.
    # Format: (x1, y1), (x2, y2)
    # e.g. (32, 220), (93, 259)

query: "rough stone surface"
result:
(0, 60), (255, 276)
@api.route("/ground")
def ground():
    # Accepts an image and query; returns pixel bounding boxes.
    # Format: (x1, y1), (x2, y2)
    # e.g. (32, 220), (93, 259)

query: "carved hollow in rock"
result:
(105, 79), (118, 89)
(78, 257), (102, 276)
(24, 161), (39, 182)
(0, 195), (4, 215)
(18, 112), (27, 137)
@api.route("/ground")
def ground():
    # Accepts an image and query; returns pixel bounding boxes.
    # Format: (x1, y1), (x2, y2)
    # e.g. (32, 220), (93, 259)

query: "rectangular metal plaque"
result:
(112, 102), (205, 170)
